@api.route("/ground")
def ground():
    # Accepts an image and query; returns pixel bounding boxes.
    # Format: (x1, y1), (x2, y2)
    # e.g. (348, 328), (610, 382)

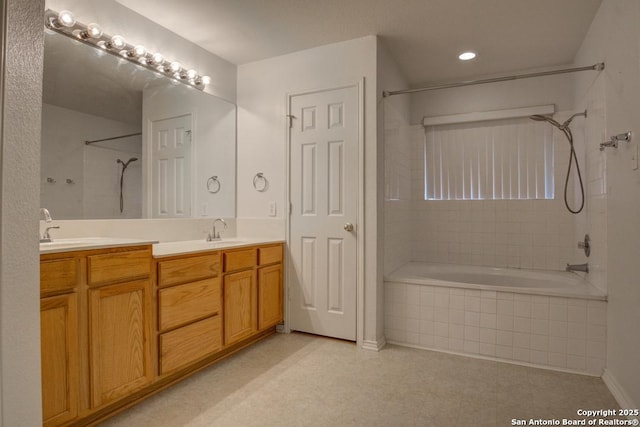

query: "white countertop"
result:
(152, 238), (284, 257)
(39, 237), (158, 254)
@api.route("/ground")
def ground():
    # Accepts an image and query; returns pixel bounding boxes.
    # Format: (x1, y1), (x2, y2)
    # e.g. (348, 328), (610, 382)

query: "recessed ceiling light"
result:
(458, 51), (477, 61)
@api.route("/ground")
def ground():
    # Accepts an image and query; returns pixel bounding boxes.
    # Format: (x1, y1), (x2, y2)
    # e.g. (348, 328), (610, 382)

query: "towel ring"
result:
(206, 176), (221, 193)
(253, 172), (269, 192)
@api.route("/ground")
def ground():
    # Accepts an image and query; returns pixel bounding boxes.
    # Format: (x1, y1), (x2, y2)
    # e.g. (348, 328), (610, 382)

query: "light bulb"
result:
(109, 35), (126, 49)
(200, 75), (211, 85)
(133, 45), (146, 57)
(151, 52), (164, 65)
(86, 23), (102, 38)
(169, 62), (181, 73)
(57, 10), (76, 27)
(186, 69), (197, 80)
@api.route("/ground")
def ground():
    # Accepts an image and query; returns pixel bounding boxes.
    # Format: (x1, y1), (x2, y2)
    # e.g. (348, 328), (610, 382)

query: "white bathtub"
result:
(384, 262), (607, 375)
(385, 262), (606, 300)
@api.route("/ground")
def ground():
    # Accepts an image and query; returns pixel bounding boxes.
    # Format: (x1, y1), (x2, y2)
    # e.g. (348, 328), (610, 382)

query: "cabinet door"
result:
(88, 279), (153, 408)
(223, 270), (257, 345)
(41, 293), (78, 427)
(258, 264), (283, 330)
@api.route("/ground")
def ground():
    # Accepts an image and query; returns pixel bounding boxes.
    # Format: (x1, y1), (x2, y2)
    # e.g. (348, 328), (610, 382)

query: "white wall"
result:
(41, 103), (142, 219)
(573, 0), (640, 409)
(237, 36), (382, 346)
(0, 0), (44, 425)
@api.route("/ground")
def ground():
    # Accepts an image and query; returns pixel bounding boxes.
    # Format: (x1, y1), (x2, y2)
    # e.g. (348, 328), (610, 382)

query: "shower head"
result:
(117, 157), (139, 168)
(529, 110), (587, 130)
(529, 114), (563, 129)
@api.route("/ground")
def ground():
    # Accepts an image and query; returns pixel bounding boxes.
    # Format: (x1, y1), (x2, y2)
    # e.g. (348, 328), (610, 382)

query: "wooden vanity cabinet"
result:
(40, 242), (282, 426)
(40, 256), (80, 427)
(222, 244), (284, 345)
(40, 245), (153, 426)
(156, 253), (223, 376)
(257, 245), (283, 330)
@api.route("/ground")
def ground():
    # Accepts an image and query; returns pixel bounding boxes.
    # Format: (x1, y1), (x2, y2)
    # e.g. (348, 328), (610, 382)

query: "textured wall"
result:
(0, 0), (44, 424)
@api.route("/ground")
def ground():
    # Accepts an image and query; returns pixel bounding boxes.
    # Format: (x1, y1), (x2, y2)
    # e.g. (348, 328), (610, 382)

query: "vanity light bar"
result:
(44, 9), (211, 89)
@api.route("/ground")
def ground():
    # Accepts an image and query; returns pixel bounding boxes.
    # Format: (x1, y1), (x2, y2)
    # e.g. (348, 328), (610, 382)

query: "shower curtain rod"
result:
(85, 132), (142, 145)
(382, 62), (605, 98)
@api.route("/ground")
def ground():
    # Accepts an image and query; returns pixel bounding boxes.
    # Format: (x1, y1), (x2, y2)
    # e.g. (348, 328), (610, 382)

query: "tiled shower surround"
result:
(384, 281), (606, 375)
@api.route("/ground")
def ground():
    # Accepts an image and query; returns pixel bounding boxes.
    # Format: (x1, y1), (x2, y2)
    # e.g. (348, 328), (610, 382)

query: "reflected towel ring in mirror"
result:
(207, 176), (221, 193)
(253, 172), (269, 192)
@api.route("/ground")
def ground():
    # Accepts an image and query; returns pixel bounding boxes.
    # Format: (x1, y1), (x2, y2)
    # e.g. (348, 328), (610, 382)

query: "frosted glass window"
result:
(424, 117), (554, 200)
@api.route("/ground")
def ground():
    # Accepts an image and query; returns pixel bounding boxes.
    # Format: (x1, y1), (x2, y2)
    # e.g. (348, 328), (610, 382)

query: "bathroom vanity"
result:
(40, 239), (283, 427)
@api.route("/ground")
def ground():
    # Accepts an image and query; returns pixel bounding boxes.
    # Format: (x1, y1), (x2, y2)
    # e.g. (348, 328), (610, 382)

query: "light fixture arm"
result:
(44, 9), (211, 90)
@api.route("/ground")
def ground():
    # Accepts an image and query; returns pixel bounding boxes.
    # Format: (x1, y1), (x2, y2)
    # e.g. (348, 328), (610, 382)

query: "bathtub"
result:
(385, 262), (606, 300)
(384, 262), (607, 375)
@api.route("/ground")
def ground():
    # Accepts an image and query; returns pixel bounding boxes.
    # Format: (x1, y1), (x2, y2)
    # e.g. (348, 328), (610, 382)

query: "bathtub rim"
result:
(385, 262), (607, 301)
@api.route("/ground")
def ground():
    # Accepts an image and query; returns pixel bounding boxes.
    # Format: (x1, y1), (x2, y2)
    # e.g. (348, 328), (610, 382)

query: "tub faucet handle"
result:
(577, 234), (590, 257)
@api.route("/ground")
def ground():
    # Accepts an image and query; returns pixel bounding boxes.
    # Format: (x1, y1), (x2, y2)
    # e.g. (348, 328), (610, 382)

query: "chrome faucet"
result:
(41, 226), (60, 243)
(40, 208), (52, 223)
(39, 208), (59, 242)
(207, 218), (227, 241)
(566, 263), (589, 273)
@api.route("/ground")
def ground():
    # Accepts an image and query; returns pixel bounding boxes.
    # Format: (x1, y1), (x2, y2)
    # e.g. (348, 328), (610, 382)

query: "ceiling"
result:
(115, 0), (602, 86)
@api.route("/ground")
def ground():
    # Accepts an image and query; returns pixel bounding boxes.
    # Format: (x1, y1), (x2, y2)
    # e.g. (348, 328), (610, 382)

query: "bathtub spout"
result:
(566, 263), (589, 273)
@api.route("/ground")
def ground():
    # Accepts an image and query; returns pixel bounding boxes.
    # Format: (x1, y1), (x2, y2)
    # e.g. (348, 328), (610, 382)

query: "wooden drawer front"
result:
(159, 316), (222, 375)
(258, 245), (282, 266)
(158, 254), (220, 287)
(224, 248), (257, 272)
(41, 258), (78, 293)
(158, 278), (221, 332)
(88, 250), (150, 286)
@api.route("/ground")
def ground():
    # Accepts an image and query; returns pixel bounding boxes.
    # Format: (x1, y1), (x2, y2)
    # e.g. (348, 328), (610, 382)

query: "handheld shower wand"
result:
(117, 157), (138, 213)
(529, 111), (586, 214)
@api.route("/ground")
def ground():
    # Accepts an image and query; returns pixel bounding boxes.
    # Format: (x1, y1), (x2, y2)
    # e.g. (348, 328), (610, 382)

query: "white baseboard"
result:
(362, 337), (387, 352)
(602, 369), (637, 410)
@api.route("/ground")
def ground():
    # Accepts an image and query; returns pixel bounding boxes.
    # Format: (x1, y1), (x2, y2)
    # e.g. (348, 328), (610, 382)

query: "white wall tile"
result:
(513, 332), (531, 349)
(566, 355), (586, 371)
(497, 300), (514, 315)
(496, 330), (514, 346)
(497, 315), (514, 331)
(496, 345), (513, 359)
(531, 319), (549, 335)
(479, 343), (496, 356)
(480, 328), (497, 344)
(449, 324), (464, 339)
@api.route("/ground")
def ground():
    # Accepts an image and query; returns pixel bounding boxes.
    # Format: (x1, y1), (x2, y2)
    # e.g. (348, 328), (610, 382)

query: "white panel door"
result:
(150, 114), (192, 218)
(289, 85), (359, 341)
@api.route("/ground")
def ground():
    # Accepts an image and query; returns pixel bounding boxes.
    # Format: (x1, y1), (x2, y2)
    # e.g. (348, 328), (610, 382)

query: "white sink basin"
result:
(40, 237), (158, 253)
(152, 239), (250, 256)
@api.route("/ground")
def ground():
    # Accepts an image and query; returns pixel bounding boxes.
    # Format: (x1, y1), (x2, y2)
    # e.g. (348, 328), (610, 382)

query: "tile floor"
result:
(102, 332), (619, 426)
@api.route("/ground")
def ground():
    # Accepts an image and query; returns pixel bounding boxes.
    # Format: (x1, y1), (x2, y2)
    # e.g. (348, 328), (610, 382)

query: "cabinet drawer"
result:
(158, 254), (221, 287)
(258, 245), (282, 266)
(41, 258), (78, 293)
(223, 249), (257, 272)
(158, 278), (221, 332)
(87, 250), (150, 286)
(159, 316), (222, 375)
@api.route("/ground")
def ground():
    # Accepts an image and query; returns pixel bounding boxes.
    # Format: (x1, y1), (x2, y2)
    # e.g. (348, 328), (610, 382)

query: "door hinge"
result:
(289, 202), (293, 215)
(286, 114), (295, 129)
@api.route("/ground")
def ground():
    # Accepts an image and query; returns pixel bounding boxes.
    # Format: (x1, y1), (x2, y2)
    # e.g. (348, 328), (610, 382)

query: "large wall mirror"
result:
(41, 30), (236, 220)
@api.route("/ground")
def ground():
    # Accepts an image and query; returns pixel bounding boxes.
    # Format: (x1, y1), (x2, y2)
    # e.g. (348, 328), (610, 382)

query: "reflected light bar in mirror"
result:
(44, 9), (210, 90)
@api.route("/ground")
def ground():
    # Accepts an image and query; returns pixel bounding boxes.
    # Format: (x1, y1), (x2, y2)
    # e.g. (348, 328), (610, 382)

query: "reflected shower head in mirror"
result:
(117, 157), (138, 169)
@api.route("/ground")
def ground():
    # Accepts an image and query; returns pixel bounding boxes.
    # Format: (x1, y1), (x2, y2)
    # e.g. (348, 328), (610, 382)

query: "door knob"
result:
(344, 222), (354, 232)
